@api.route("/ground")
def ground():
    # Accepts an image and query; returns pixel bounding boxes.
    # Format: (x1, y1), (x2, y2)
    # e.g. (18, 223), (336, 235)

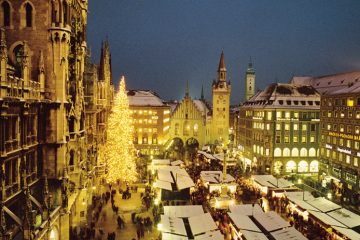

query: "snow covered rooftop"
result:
(290, 71), (360, 95)
(154, 168), (194, 191)
(327, 208), (360, 228)
(188, 213), (218, 236)
(127, 90), (166, 106)
(252, 175), (294, 189)
(229, 204), (264, 216)
(242, 83), (320, 109)
(271, 227), (307, 240)
(200, 171), (235, 183)
(163, 205), (204, 218)
(253, 211), (290, 232)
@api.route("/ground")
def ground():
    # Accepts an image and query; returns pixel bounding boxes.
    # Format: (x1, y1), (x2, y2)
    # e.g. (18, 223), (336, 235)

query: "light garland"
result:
(99, 76), (137, 183)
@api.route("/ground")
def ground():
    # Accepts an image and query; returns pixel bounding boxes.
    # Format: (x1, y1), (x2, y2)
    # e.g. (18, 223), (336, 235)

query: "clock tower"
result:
(245, 58), (255, 101)
(211, 51), (231, 145)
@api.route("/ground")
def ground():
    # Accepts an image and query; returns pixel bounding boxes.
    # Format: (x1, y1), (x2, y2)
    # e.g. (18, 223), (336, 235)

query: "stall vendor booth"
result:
(251, 175), (296, 196)
(200, 171), (237, 194)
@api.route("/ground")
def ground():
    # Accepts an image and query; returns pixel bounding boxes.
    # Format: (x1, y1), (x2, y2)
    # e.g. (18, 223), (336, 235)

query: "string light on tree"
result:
(99, 76), (137, 183)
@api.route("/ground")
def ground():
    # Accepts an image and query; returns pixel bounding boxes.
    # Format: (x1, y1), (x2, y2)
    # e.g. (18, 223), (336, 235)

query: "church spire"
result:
(200, 85), (204, 100)
(217, 51), (227, 82)
(185, 80), (189, 98)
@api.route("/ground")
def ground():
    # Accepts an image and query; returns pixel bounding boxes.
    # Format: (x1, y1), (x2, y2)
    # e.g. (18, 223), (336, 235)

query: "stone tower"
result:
(245, 58), (255, 101)
(211, 51), (231, 145)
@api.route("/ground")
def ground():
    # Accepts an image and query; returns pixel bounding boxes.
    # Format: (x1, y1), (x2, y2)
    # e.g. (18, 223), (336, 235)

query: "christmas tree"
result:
(100, 76), (137, 183)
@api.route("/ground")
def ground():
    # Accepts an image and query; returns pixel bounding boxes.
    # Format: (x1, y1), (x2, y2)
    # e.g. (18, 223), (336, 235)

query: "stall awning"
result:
(252, 175), (294, 188)
(308, 210), (346, 228)
(229, 204), (264, 216)
(332, 226), (360, 240)
(154, 180), (172, 191)
(241, 230), (269, 240)
(171, 160), (184, 166)
(271, 227), (307, 240)
(174, 169), (195, 190)
(327, 208), (360, 228)
(193, 230), (223, 240)
(188, 213), (218, 236)
(306, 197), (341, 213)
(158, 169), (175, 183)
(164, 205), (204, 218)
(160, 215), (187, 236)
(253, 211), (290, 232)
(228, 212), (261, 232)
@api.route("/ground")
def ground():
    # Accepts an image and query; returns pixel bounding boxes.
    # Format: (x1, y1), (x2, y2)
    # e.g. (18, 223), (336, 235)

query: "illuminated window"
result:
(339, 138), (343, 146)
(267, 112), (272, 120)
(283, 148), (290, 156)
(309, 148), (316, 157)
(310, 160), (319, 172)
(332, 151), (337, 160)
(347, 125), (352, 133)
(274, 148), (282, 157)
(302, 124), (307, 131)
(355, 142), (360, 150)
(357, 111), (360, 119)
(183, 122), (190, 136)
(294, 112), (299, 118)
(266, 124), (270, 130)
(347, 140), (351, 148)
(301, 136), (306, 143)
(276, 111), (281, 119)
(193, 124), (198, 136)
(276, 135), (281, 143)
(300, 148), (307, 157)
(284, 136), (289, 143)
(152, 134), (157, 144)
(298, 160), (308, 173)
(355, 126), (360, 134)
(149, 110), (152, 114)
(293, 136), (298, 143)
(291, 148), (299, 156)
(340, 125), (344, 132)
(349, 111), (353, 118)
(310, 136), (315, 143)
(346, 155), (351, 164)
(354, 157), (359, 167)
(266, 149), (269, 156)
(347, 98), (354, 107)
(285, 112), (290, 119)
(142, 133), (148, 144)
(286, 161), (297, 173)
(284, 124), (290, 131)
(339, 153), (343, 162)
(139, 110), (143, 114)
(139, 120), (143, 124)
(340, 111), (345, 118)
(276, 123), (281, 130)
(326, 149), (330, 158)
(327, 111), (332, 118)
(293, 124), (298, 131)
(327, 124), (331, 130)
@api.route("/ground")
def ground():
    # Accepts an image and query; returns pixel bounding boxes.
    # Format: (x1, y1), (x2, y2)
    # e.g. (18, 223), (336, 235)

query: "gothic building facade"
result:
(0, 1), (113, 239)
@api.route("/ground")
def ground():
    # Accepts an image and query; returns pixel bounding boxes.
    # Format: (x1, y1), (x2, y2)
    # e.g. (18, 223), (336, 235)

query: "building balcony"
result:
(0, 75), (42, 100)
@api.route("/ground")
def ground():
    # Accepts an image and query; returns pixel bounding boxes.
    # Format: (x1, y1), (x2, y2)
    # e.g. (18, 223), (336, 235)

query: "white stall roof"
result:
(158, 169), (174, 183)
(174, 169), (195, 190)
(188, 213), (218, 236)
(171, 160), (184, 166)
(197, 151), (216, 160)
(200, 171), (235, 183)
(333, 226), (360, 240)
(252, 175), (294, 188)
(153, 159), (171, 165)
(271, 227), (307, 240)
(308, 210), (346, 227)
(194, 230), (223, 240)
(154, 180), (172, 191)
(241, 230), (269, 240)
(328, 208), (360, 228)
(306, 197), (341, 213)
(229, 204), (264, 216)
(164, 205), (204, 218)
(228, 213), (261, 232)
(284, 192), (318, 212)
(253, 211), (290, 232)
(161, 232), (188, 240)
(160, 215), (187, 236)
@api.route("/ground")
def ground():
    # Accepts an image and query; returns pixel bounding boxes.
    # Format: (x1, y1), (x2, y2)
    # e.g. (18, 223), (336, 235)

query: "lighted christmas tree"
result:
(100, 76), (137, 183)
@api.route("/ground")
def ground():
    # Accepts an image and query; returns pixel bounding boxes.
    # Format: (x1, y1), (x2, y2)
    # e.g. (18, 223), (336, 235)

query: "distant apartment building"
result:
(127, 90), (171, 156)
(237, 83), (321, 175)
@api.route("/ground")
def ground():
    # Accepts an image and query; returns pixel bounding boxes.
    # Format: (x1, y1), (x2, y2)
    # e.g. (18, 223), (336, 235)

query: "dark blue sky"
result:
(87, 0), (360, 104)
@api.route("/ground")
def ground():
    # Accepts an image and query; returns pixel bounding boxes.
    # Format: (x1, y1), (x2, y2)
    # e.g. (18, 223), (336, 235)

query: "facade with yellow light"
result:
(238, 83), (321, 174)
(127, 90), (171, 156)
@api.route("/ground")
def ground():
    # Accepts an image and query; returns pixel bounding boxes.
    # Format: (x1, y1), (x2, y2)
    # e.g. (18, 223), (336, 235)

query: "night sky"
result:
(87, 0), (360, 104)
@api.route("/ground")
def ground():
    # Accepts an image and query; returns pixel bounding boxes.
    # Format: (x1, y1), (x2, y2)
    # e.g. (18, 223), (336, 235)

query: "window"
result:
(266, 124), (270, 130)
(142, 133), (148, 144)
(300, 148), (307, 157)
(294, 112), (299, 118)
(193, 124), (198, 136)
(355, 126), (360, 134)
(276, 135), (281, 143)
(63, 1), (68, 25)
(355, 142), (360, 150)
(332, 151), (337, 160)
(284, 124), (290, 131)
(291, 148), (299, 156)
(152, 134), (157, 144)
(347, 140), (351, 148)
(310, 136), (315, 143)
(309, 148), (316, 157)
(327, 111), (332, 118)
(339, 153), (343, 162)
(332, 137), (337, 144)
(175, 123), (179, 135)
(301, 136), (306, 143)
(357, 111), (360, 119)
(349, 111), (353, 118)
(302, 124), (307, 131)
(354, 157), (359, 167)
(298, 161), (308, 173)
(276, 123), (281, 131)
(267, 112), (272, 120)
(286, 161), (297, 173)
(283, 148), (290, 156)
(25, 3), (32, 27)
(293, 136), (298, 143)
(285, 112), (290, 119)
(284, 136), (289, 143)
(347, 98), (354, 107)
(276, 111), (282, 119)
(333, 124), (337, 131)
(346, 155), (351, 164)
(310, 124), (316, 132)
(340, 125), (344, 132)
(2, 1), (10, 27)
(347, 125), (352, 134)
(340, 111), (345, 118)
(293, 124), (298, 131)
(327, 124), (331, 131)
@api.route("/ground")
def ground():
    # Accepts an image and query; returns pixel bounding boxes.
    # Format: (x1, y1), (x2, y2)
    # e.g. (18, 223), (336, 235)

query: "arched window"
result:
(174, 123), (179, 135)
(25, 3), (32, 27)
(63, 1), (68, 25)
(300, 148), (307, 157)
(310, 160), (319, 172)
(133, 133), (138, 144)
(2, 1), (10, 27)
(291, 148), (299, 157)
(286, 160), (297, 173)
(142, 133), (148, 144)
(283, 148), (290, 157)
(274, 148), (282, 157)
(309, 148), (316, 157)
(193, 124), (198, 136)
(152, 134), (157, 144)
(298, 160), (308, 172)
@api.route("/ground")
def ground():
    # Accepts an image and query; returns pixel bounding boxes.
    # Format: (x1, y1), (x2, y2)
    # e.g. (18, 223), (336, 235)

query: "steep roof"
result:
(218, 50), (226, 72)
(127, 90), (165, 107)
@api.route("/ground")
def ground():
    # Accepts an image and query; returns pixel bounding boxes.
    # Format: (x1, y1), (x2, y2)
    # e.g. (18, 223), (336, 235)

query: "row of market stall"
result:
(251, 174), (360, 240)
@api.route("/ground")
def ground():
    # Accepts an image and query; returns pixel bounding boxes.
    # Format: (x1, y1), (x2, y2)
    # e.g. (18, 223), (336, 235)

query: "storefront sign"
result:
(337, 147), (352, 155)
(329, 131), (360, 140)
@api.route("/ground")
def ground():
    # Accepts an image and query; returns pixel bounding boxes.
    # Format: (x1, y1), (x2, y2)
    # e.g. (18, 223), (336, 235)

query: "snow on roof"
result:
(332, 226), (360, 240)
(193, 99), (210, 114)
(152, 159), (171, 165)
(241, 230), (269, 240)
(271, 227), (307, 240)
(228, 212), (262, 232)
(127, 90), (165, 106)
(170, 160), (184, 166)
(200, 171), (235, 183)
(242, 83), (320, 110)
(252, 175), (294, 189)
(188, 213), (218, 236)
(161, 232), (188, 240)
(327, 208), (360, 228)
(154, 180), (172, 191)
(163, 205), (204, 218)
(160, 215), (187, 236)
(306, 197), (341, 213)
(308, 210), (346, 228)
(290, 71), (360, 95)
(174, 168), (195, 190)
(253, 211), (290, 232)
(197, 151), (216, 160)
(229, 204), (264, 216)
(193, 230), (223, 240)
(158, 169), (174, 183)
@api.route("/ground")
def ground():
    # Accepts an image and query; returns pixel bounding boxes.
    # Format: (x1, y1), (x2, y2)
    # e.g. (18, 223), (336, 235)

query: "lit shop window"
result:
(300, 148), (307, 157)
(283, 148), (290, 156)
(298, 161), (308, 173)
(292, 148), (299, 156)
(274, 148), (281, 157)
(347, 98), (354, 107)
(286, 161), (297, 173)
(309, 148), (316, 157)
(310, 160), (319, 172)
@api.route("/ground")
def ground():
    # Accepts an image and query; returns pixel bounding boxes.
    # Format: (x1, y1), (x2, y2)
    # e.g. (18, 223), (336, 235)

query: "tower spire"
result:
(185, 80), (189, 98)
(200, 85), (204, 100)
(217, 51), (227, 82)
